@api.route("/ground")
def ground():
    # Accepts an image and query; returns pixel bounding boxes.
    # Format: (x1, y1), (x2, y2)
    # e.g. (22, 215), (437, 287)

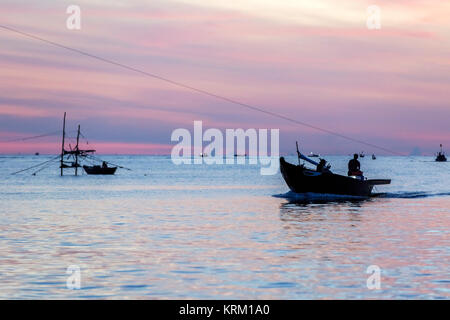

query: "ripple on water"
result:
(0, 155), (449, 299)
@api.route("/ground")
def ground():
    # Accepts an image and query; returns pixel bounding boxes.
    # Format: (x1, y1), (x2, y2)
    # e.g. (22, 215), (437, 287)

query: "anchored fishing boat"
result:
(10, 113), (128, 176)
(58, 112), (123, 176)
(83, 164), (117, 175)
(435, 144), (447, 162)
(12, 112), (128, 176)
(279, 143), (390, 197)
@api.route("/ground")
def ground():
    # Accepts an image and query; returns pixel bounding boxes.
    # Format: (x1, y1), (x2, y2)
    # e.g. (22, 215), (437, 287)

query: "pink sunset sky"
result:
(0, 0), (449, 155)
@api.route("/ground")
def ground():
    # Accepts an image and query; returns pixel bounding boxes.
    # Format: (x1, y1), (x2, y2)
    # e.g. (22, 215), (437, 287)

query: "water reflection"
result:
(0, 156), (449, 299)
(278, 199), (370, 250)
(279, 198), (372, 222)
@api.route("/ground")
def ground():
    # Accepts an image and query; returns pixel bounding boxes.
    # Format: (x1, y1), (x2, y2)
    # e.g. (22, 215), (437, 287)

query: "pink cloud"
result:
(0, 0), (449, 155)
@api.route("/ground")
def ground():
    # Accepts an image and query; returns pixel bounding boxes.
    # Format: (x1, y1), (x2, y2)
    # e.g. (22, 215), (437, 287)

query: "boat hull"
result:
(279, 157), (389, 197)
(436, 155), (447, 162)
(83, 165), (117, 175)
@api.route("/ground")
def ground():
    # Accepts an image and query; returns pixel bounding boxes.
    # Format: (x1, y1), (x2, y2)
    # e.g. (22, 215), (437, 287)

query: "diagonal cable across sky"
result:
(0, 24), (408, 156)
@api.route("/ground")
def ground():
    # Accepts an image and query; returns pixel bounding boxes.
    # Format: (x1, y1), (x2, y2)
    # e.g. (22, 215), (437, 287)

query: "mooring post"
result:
(61, 112), (66, 176)
(75, 124), (81, 176)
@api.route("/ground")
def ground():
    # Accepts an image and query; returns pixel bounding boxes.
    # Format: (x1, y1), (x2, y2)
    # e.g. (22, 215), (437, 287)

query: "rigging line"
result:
(10, 155), (60, 175)
(82, 157), (97, 166)
(85, 154), (132, 170)
(0, 24), (407, 157)
(78, 131), (90, 144)
(0, 131), (61, 143)
(31, 159), (57, 175)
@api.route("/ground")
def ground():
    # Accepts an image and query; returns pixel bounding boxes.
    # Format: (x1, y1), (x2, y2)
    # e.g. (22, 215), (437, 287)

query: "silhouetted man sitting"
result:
(348, 154), (363, 176)
(316, 159), (327, 172)
(316, 158), (332, 173)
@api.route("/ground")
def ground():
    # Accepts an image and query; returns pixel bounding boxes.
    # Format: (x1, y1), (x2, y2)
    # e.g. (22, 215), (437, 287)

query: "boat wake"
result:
(274, 191), (450, 202)
(372, 191), (450, 199)
(273, 191), (368, 202)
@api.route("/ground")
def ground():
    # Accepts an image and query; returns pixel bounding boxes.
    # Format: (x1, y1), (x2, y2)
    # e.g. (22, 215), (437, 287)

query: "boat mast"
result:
(296, 141), (301, 165)
(75, 124), (81, 176)
(295, 141), (320, 166)
(60, 112), (66, 176)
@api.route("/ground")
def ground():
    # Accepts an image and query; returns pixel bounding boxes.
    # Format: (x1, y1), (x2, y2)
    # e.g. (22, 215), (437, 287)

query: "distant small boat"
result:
(435, 144), (447, 162)
(83, 165), (117, 175)
(308, 152), (320, 157)
(372, 154), (376, 160)
(360, 152), (365, 158)
(199, 153), (208, 158)
(35, 152), (40, 156)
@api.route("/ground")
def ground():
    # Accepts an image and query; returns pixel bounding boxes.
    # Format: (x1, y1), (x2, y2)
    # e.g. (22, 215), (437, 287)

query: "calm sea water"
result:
(0, 155), (449, 299)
